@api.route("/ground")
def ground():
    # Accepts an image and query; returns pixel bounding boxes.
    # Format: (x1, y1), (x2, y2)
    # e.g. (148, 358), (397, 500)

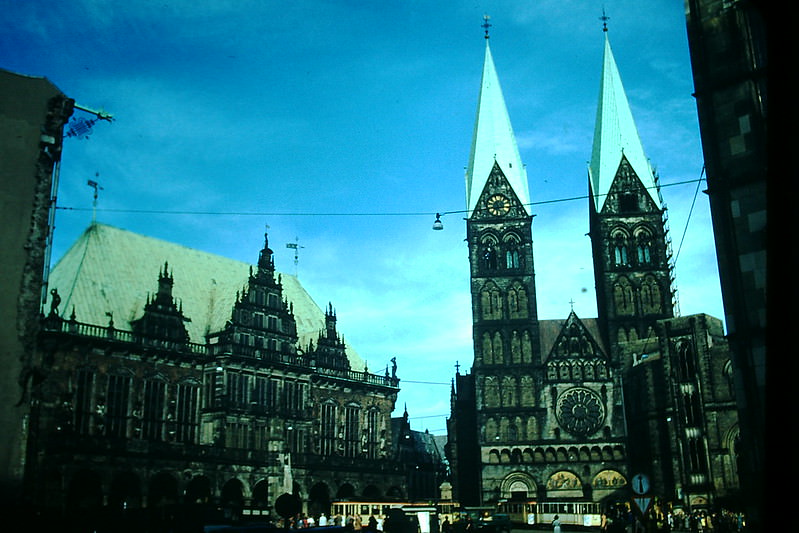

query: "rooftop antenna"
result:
(286, 237), (304, 276)
(87, 173), (103, 223)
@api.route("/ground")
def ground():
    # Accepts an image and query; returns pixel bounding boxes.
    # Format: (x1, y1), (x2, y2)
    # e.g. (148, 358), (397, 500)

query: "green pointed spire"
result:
(589, 32), (659, 211)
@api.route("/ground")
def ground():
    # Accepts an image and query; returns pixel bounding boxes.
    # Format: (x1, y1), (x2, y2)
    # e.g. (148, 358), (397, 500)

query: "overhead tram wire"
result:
(56, 175), (707, 219)
(56, 174), (707, 270)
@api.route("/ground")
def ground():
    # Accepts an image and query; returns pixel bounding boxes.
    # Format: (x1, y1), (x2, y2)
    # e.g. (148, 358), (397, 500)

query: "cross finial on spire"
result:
(569, 298), (576, 311)
(600, 8), (610, 32)
(482, 14), (491, 39)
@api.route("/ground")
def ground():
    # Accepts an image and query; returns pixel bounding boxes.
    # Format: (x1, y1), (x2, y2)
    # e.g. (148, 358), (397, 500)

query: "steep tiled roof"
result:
(48, 223), (364, 368)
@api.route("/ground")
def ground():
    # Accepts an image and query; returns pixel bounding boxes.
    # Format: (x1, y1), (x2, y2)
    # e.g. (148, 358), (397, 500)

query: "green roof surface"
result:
(47, 223), (364, 369)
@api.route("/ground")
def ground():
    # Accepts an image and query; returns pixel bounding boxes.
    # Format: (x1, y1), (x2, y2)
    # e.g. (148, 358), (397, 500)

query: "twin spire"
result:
(464, 26), (530, 217)
(466, 15), (658, 216)
(589, 31), (659, 211)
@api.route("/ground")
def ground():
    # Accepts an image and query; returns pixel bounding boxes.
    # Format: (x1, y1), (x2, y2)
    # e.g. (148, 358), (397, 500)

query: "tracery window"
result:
(636, 230), (653, 265)
(481, 282), (503, 320)
(641, 276), (662, 313)
(485, 418), (498, 442)
(510, 331), (521, 363)
(521, 376), (535, 406)
(484, 377), (500, 408)
(504, 234), (521, 269)
(482, 239), (498, 271)
(611, 231), (630, 267)
(522, 330), (533, 362)
(492, 332), (504, 363)
(482, 332), (494, 364)
(502, 376), (517, 407)
(508, 283), (529, 319)
(613, 277), (635, 315)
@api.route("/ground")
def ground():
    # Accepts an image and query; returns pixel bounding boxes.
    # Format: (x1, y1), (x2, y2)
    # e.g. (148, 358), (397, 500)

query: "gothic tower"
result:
(463, 24), (543, 505)
(588, 27), (675, 365)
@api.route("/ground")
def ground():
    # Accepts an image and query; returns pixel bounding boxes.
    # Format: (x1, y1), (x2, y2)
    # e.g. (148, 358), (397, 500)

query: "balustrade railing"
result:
(41, 315), (399, 387)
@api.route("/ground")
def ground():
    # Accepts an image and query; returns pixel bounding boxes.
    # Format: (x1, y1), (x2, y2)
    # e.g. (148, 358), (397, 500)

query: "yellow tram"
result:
(497, 499), (602, 527)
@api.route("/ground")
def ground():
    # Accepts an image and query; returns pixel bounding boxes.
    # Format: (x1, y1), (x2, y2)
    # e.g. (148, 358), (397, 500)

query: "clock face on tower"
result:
(556, 387), (606, 435)
(487, 193), (510, 216)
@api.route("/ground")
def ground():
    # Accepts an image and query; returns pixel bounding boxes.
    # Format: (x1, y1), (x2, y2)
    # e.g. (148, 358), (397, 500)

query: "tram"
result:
(330, 501), (442, 533)
(497, 500), (602, 528)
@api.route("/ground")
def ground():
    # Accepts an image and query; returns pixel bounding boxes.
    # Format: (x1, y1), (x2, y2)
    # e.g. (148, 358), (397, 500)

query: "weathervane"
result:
(286, 237), (304, 276)
(482, 14), (491, 39)
(600, 8), (610, 32)
(87, 173), (103, 223)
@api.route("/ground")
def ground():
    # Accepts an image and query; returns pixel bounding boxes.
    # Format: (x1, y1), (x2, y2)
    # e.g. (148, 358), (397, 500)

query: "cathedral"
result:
(445, 24), (741, 522)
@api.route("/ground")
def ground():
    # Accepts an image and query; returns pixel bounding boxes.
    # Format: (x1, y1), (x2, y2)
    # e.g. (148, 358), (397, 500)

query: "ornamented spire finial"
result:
(482, 14), (491, 39)
(600, 8), (610, 32)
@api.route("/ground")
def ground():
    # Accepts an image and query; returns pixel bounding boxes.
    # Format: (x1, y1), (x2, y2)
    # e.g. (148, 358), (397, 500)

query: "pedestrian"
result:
(319, 514), (328, 527)
(552, 515), (561, 533)
(442, 517), (452, 533)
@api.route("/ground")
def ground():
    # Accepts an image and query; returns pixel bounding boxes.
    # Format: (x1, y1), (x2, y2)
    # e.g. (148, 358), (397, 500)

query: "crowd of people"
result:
(600, 505), (746, 533)
(278, 512), (393, 532)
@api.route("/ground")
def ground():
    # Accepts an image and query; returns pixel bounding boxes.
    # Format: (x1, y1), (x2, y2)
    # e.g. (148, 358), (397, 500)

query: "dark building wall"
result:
(0, 69), (73, 502)
(683, 1), (768, 526)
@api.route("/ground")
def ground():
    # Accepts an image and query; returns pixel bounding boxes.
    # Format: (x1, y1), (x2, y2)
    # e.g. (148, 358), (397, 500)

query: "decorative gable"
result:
(130, 262), (190, 347)
(546, 311), (609, 382)
(600, 154), (661, 216)
(470, 161), (528, 221)
(206, 232), (299, 360)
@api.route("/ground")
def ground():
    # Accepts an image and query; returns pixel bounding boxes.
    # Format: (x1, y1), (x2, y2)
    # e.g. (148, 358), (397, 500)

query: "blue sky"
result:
(3, 0), (724, 435)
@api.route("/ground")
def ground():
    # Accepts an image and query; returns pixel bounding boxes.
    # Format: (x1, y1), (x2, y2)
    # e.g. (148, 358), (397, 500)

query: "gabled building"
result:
(28, 222), (405, 530)
(446, 23), (740, 521)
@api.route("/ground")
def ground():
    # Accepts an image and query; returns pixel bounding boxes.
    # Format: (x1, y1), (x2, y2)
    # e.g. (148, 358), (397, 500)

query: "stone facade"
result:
(21, 226), (406, 531)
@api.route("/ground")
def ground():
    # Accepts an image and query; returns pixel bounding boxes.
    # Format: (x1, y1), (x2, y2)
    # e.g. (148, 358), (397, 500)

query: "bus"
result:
(497, 500), (602, 528)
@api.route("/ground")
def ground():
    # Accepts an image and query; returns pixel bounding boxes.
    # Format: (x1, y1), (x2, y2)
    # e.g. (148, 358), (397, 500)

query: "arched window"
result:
(522, 330), (533, 362)
(485, 418), (498, 442)
(613, 277), (635, 315)
(611, 230), (630, 267)
(484, 245), (498, 270)
(676, 341), (696, 381)
(481, 282), (503, 320)
(510, 331), (521, 363)
(503, 233), (521, 270)
(508, 283), (528, 319)
(636, 230), (653, 265)
(493, 332), (504, 363)
(641, 276), (662, 314)
(484, 377), (500, 408)
(502, 376), (517, 407)
(482, 332), (494, 364)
